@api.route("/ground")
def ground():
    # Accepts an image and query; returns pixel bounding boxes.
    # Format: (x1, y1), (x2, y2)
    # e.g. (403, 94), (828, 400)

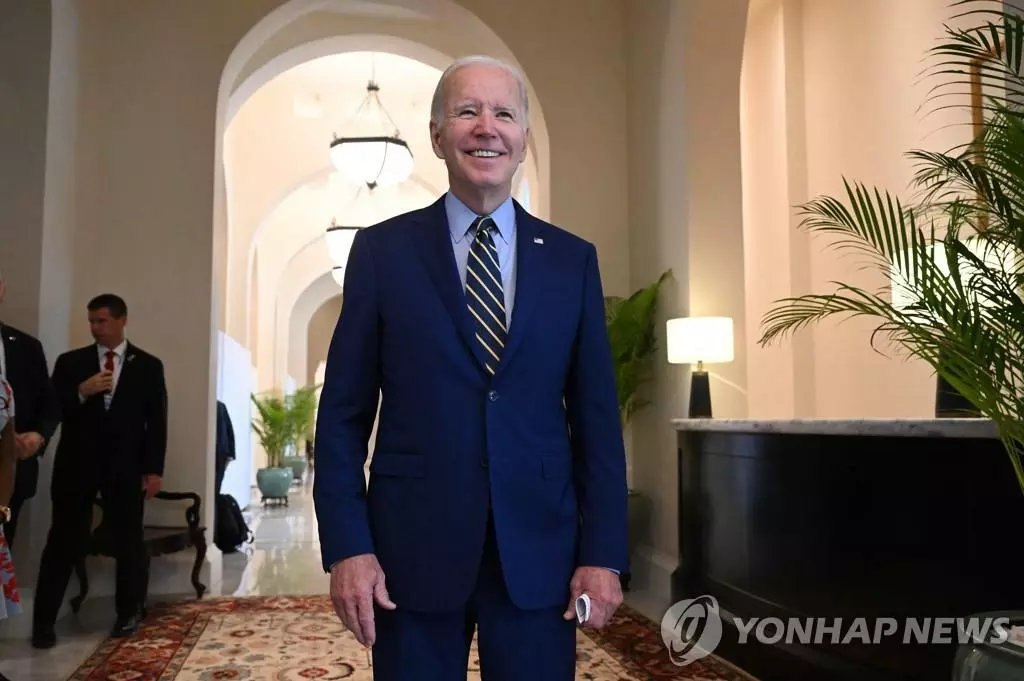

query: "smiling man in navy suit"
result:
(313, 55), (628, 681)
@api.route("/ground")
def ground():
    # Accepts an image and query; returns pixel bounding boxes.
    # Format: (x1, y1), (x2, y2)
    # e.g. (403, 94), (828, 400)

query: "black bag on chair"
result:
(214, 493), (252, 553)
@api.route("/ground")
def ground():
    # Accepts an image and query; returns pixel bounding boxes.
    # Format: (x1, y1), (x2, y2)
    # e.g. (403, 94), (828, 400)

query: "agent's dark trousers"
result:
(33, 478), (147, 629)
(370, 512), (576, 681)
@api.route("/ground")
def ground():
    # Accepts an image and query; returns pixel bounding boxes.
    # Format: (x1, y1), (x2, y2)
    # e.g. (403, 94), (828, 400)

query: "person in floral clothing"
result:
(0, 372), (22, 621)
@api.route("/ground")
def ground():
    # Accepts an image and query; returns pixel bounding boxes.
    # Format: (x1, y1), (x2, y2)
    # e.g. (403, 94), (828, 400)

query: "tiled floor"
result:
(0, 474), (665, 680)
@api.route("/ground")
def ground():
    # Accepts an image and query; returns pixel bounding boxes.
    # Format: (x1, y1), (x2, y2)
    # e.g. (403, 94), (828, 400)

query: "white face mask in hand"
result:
(575, 593), (591, 625)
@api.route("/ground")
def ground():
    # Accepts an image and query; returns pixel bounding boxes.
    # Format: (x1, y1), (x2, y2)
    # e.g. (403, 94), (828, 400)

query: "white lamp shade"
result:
(331, 266), (345, 288)
(325, 226), (361, 267)
(666, 316), (734, 364)
(330, 137), (414, 189)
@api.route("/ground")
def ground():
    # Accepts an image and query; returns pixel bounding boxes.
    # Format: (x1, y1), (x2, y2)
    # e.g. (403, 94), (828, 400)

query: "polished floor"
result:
(0, 477), (328, 681)
(0, 476), (665, 680)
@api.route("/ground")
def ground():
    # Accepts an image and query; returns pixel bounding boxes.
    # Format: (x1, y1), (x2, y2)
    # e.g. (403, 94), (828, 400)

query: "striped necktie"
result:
(465, 216), (506, 375)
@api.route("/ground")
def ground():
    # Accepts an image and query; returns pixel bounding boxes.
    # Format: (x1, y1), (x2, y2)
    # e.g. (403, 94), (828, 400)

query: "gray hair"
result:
(430, 55), (530, 126)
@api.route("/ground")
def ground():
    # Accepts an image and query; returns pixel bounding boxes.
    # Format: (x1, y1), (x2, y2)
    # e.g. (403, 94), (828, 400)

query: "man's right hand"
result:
(79, 370), (113, 397)
(329, 553), (396, 647)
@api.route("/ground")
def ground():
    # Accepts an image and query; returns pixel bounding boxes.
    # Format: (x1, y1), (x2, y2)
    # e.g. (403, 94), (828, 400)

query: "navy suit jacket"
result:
(313, 195), (628, 613)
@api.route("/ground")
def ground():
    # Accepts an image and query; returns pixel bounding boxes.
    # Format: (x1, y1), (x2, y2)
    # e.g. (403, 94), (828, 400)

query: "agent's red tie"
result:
(104, 350), (115, 372)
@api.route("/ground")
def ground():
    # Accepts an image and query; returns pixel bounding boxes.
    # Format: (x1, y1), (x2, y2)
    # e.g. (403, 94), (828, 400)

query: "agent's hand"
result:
(79, 370), (114, 397)
(15, 432), (44, 459)
(141, 474), (162, 499)
(330, 553), (396, 646)
(563, 566), (623, 629)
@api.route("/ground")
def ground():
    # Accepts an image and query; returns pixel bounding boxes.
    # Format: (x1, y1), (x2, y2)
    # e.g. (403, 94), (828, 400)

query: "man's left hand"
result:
(142, 474), (162, 499)
(563, 566), (623, 629)
(15, 432), (44, 460)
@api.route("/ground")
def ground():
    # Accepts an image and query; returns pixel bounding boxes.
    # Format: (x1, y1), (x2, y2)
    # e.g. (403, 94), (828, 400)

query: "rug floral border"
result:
(68, 595), (755, 680)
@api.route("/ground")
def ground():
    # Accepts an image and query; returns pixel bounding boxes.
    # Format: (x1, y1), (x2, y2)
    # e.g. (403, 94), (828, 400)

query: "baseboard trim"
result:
(629, 544), (676, 602)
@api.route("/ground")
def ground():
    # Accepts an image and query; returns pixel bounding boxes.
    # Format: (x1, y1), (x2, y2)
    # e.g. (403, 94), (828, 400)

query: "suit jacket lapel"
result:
(495, 202), (550, 377)
(411, 198), (491, 371)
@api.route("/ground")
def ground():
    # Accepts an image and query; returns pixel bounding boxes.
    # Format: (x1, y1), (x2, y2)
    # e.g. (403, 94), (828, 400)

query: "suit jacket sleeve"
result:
(565, 243), (630, 573)
(142, 357), (168, 476)
(312, 228), (380, 572)
(51, 352), (87, 419)
(25, 335), (61, 446)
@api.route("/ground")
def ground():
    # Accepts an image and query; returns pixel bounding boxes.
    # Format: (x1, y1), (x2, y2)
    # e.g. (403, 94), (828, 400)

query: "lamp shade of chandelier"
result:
(325, 221), (362, 288)
(330, 82), (414, 190)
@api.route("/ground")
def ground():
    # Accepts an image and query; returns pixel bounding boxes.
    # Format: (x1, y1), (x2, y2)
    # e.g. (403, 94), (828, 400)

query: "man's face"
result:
(88, 307), (126, 347)
(430, 64), (529, 205)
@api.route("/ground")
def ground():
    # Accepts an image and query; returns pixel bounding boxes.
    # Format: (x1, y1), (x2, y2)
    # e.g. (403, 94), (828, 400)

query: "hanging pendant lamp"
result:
(325, 219), (362, 288)
(330, 80), (413, 190)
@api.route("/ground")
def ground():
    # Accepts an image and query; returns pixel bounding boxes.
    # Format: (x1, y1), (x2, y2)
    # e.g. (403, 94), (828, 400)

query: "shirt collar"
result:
(445, 192), (516, 245)
(98, 340), (128, 357)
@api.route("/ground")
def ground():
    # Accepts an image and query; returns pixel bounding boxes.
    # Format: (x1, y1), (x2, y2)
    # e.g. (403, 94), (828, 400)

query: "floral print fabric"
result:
(0, 373), (19, 620)
(0, 526), (20, 620)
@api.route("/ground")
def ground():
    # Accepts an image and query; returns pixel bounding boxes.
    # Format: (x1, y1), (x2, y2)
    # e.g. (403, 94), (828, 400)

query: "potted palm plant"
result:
(757, 2), (1024, 675)
(281, 385), (318, 481)
(251, 386), (318, 500)
(251, 392), (293, 501)
(605, 268), (671, 588)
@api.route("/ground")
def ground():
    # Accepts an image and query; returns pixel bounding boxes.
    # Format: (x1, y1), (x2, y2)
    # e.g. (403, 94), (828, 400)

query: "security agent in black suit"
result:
(32, 294), (167, 648)
(0, 275), (61, 548)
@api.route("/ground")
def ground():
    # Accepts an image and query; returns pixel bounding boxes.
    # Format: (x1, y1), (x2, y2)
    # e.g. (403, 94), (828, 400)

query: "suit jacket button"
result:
(488, 390), (499, 402)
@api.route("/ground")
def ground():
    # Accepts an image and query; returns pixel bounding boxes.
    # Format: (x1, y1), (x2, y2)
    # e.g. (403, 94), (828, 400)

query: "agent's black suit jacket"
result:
(1, 323), (61, 500)
(50, 342), (167, 491)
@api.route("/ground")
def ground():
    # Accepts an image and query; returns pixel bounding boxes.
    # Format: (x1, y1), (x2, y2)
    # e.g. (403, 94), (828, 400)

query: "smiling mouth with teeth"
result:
(468, 150), (502, 157)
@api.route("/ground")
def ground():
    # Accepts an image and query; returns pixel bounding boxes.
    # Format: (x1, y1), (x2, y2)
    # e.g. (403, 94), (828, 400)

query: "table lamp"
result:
(666, 316), (734, 418)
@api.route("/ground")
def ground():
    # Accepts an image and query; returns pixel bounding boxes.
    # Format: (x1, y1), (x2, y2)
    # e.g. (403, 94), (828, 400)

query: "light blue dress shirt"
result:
(445, 192), (517, 329)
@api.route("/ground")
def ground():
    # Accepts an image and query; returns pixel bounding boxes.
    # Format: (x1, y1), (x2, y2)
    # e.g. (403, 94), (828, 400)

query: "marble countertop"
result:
(671, 418), (1000, 438)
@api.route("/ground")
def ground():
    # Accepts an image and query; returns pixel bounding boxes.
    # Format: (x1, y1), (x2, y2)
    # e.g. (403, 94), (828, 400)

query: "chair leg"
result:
(190, 529), (207, 599)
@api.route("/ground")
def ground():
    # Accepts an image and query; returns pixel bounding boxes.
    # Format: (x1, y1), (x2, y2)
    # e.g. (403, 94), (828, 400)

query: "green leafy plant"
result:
(757, 0), (1024, 496)
(605, 269), (672, 426)
(251, 385), (319, 469)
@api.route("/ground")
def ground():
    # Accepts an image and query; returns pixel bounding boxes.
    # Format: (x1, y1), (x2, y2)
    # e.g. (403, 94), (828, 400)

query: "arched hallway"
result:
(2, 0), (1011, 679)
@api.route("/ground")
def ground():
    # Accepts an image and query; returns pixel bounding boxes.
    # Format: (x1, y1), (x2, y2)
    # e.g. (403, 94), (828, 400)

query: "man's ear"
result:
(429, 120), (444, 159)
(518, 127), (531, 164)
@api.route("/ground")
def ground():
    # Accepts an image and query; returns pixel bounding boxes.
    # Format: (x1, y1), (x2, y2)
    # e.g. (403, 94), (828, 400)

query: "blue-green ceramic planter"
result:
(282, 455), (307, 481)
(256, 467), (292, 499)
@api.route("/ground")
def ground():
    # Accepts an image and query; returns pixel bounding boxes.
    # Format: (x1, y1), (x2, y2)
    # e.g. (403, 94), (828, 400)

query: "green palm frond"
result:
(759, 0), (1024, 496)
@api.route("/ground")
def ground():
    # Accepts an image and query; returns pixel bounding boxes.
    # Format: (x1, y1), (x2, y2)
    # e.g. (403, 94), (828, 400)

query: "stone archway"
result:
(213, 0), (553, 347)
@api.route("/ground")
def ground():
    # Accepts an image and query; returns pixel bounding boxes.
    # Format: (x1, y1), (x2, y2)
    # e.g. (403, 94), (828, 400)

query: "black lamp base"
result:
(689, 370), (712, 418)
(935, 374), (981, 418)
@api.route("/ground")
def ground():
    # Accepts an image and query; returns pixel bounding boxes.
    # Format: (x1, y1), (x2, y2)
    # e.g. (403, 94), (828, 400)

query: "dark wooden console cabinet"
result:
(672, 419), (1024, 681)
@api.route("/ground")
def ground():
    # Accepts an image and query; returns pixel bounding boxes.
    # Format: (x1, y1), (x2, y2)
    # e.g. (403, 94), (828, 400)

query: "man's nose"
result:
(473, 112), (498, 135)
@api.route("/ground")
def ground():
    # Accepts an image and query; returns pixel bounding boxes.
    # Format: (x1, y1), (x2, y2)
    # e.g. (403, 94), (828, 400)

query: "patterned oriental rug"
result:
(68, 595), (756, 680)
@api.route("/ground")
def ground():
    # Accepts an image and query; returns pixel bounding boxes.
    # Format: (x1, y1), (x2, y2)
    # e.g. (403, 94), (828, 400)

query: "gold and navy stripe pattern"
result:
(465, 216), (506, 375)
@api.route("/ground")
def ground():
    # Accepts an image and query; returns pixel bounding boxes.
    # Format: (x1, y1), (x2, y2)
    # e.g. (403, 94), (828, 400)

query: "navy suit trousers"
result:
(370, 510), (576, 681)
